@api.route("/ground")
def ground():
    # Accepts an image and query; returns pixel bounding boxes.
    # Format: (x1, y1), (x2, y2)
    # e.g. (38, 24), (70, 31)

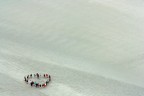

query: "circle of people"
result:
(24, 73), (51, 88)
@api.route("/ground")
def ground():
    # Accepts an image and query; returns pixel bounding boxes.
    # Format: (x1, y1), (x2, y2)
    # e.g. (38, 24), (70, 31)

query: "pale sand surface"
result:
(0, 0), (144, 96)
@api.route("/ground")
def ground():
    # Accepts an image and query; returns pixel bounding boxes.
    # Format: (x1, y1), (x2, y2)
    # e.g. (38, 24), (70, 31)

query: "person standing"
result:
(30, 81), (34, 86)
(36, 73), (39, 78)
(46, 79), (49, 85)
(27, 75), (29, 79)
(30, 74), (32, 78)
(49, 75), (51, 81)
(26, 79), (28, 83)
(46, 74), (48, 78)
(24, 76), (26, 82)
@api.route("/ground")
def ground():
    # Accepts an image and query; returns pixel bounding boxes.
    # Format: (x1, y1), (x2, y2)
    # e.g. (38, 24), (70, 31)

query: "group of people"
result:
(24, 73), (51, 88)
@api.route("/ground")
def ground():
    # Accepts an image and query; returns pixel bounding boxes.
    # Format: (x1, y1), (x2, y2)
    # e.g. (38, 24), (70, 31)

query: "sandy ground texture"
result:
(0, 0), (144, 96)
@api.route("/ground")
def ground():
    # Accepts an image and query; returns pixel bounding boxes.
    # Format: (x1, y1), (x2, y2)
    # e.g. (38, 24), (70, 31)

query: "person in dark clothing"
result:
(36, 73), (39, 78)
(40, 84), (41, 87)
(24, 77), (26, 81)
(46, 80), (49, 85)
(49, 75), (51, 81)
(27, 75), (29, 79)
(31, 81), (34, 86)
(36, 83), (38, 87)
(44, 74), (45, 77)
(30, 74), (32, 77)
(26, 79), (28, 83)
